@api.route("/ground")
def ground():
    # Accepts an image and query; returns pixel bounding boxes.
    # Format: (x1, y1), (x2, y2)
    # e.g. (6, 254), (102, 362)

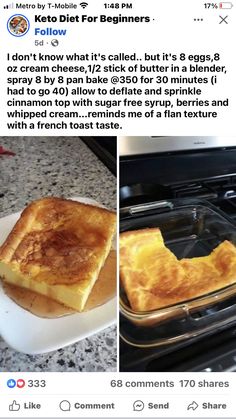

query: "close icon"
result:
(219, 15), (229, 23)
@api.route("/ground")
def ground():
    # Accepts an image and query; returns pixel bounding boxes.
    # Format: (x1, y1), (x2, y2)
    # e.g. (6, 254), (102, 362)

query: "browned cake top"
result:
(0, 197), (116, 285)
(120, 228), (236, 312)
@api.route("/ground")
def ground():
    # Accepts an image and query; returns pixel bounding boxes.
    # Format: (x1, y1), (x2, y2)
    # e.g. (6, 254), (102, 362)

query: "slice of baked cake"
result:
(0, 197), (116, 312)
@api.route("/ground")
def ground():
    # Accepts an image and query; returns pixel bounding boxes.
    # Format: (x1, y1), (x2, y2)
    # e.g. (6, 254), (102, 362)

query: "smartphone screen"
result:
(0, 0), (235, 418)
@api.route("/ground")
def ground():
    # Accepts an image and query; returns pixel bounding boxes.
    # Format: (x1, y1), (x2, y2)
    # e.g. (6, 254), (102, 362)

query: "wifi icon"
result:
(80, 2), (88, 8)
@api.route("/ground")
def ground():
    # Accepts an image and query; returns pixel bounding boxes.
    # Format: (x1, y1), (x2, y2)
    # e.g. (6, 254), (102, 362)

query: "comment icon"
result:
(59, 400), (71, 411)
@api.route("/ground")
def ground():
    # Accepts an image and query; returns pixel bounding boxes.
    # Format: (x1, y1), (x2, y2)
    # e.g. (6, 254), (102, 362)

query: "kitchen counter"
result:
(0, 136), (117, 372)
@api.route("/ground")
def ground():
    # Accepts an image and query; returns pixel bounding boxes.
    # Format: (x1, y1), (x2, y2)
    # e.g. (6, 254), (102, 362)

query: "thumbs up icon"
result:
(9, 400), (21, 411)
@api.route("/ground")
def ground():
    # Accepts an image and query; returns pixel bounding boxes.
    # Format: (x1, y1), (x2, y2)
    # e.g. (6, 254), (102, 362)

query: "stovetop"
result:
(120, 173), (236, 372)
(169, 175), (236, 216)
(120, 323), (236, 372)
(81, 137), (116, 176)
(120, 174), (236, 221)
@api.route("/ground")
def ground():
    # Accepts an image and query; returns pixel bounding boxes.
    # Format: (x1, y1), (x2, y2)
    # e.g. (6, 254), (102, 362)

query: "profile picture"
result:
(7, 14), (29, 37)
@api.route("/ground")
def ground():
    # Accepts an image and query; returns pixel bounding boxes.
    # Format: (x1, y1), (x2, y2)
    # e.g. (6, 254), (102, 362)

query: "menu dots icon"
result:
(194, 18), (204, 21)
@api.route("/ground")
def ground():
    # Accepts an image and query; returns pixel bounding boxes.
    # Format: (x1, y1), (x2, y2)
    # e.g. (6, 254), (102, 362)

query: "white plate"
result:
(0, 197), (116, 354)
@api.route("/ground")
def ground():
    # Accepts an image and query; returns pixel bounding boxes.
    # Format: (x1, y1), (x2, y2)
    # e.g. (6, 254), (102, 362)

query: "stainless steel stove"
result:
(119, 136), (236, 156)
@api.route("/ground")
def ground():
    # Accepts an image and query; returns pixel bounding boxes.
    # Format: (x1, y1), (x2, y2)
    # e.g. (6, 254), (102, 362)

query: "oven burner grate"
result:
(120, 174), (236, 220)
(170, 176), (236, 220)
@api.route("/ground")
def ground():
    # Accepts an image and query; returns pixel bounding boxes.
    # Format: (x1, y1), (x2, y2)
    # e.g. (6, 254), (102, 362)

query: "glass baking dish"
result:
(120, 199), (236, 347)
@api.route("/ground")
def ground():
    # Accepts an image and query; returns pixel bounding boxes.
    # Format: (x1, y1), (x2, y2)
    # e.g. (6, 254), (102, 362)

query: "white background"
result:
(0, 0), (235, 135)
(0, 372), (236, 418)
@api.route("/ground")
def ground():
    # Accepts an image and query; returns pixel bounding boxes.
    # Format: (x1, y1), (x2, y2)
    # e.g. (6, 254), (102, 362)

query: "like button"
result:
(9, 401), (21, 411)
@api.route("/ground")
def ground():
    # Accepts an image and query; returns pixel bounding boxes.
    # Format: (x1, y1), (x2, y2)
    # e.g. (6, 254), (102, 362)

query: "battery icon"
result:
(219, 2), (233, 8)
